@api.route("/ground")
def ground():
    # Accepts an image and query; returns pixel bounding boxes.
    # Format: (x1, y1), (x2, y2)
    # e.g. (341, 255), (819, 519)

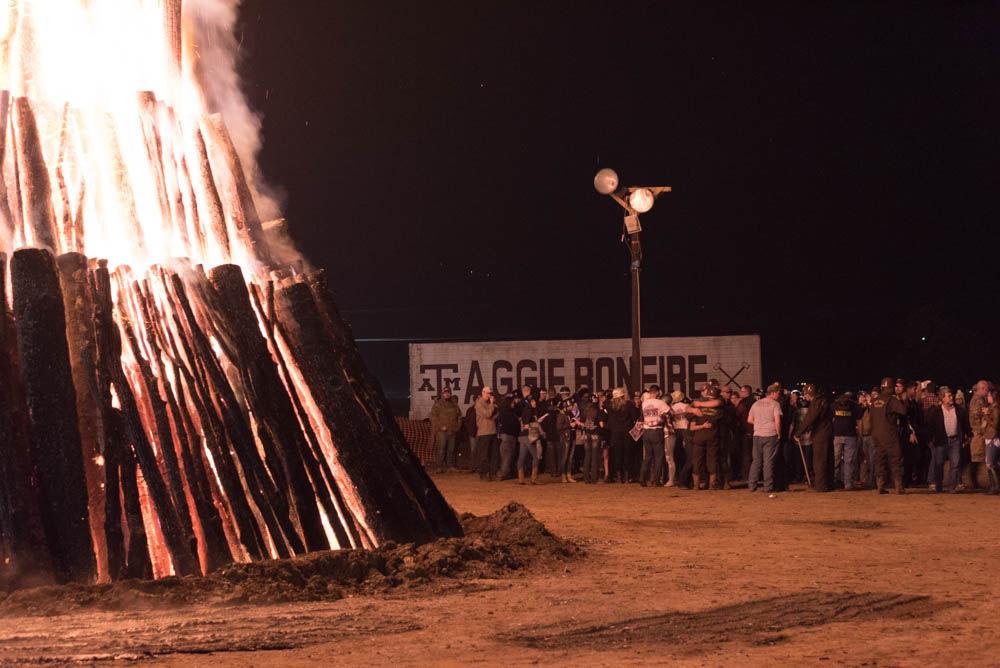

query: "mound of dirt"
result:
(0, 502), (580, 617)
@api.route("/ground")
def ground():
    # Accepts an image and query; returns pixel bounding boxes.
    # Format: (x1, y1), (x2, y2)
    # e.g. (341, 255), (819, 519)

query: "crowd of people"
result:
(427, 377), (1000, 494)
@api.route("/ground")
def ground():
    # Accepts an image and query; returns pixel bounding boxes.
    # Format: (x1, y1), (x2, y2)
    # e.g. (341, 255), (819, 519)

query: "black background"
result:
(237, 1), (999, 403)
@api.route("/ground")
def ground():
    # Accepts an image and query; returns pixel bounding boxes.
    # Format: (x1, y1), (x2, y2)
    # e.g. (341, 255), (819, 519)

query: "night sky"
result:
(237, 1), (999, 401)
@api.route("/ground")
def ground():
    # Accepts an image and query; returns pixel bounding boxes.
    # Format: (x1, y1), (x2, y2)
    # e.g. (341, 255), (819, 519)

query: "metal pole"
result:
(629, 231), (642, 395)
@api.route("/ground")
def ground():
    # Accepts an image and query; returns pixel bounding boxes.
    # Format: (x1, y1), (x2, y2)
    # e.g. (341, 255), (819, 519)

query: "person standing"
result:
(640, 390), (670, 487)
(539, 388), (560, 477)
(831, 393), (861, 490)
(474, 386), (499, 481)
(796, 384), (833, 492)
(496, 396), (520, 480)
(747, 383), (783, 492)
(429, 387), (463, 473)
(688, 385), (724, 490)
(606, 388), (638, 483)
(670, 391), (692, 488)
(968, 380), (995, 492)
(557, 393), (579, 483)
(577, 389), (603, 484)
(870, 377), (906, 494)
(858, 390), (877, 488)
(516, 399), (543, 484)
(984, 388), (1000, 494)
(894, 379), (920, 487)
(464, 395), (478, 472)
(927, 386), (966, 493)
(736, 385), (755, 482)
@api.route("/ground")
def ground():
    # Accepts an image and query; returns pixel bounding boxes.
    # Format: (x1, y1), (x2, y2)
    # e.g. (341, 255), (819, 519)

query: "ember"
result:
(0, 0), (460, 591)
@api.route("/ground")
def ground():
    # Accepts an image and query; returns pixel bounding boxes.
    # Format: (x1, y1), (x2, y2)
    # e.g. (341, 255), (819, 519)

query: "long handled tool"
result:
(795, 436), (812, 488)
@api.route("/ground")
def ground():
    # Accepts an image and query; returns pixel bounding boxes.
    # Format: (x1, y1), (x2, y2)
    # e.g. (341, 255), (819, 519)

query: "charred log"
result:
(10, 248), (94, 583)
(306, 271), (463, 540)
(275, 279), (437, 545)
(0, 252), (53, 590)
(208, 263), (332, 551)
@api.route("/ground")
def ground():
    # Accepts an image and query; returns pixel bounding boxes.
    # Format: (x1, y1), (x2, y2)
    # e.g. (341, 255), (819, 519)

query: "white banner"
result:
(409, 335), (761, 418)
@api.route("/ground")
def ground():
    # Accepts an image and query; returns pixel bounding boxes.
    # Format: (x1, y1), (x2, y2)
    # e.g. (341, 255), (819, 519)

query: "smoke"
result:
(185, 0), (284, 224)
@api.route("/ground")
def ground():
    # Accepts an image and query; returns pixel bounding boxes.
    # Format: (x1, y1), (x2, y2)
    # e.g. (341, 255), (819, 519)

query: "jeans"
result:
(498, 434), (517, 479)
(476, 434), (499, 479)
(581, 433), (601, 483)
(640, 429), (665, 485)
(434, 431), (456, 471)
(559, 430), (575, 476)
(517, 437), (541, 472)
(930, 435), (962, 491)
(664, 434), (677, 485)
(987, 439), (1000, 469)
(832, 436), (858, 490)
(861, 436), (875, 487)
(748, 435), (779, 492)
(468, 436), (478, 469)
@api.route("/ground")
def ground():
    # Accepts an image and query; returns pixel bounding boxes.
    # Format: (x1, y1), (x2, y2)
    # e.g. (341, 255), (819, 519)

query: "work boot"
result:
(531, 463), (539, 485)
(517, 468), (525, 485)
(709, 474), (719, 490)
(692, 474), (702, 490)
(876, 477), (886, 495)
(891, 483), (905, 495)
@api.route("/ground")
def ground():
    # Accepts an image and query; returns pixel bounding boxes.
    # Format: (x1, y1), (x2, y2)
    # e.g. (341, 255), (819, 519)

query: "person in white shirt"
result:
(927, 386), (967, 493)
(640, 391), (670, 487)
(670, 391), (691, 487)
(746, 383), (784, 492)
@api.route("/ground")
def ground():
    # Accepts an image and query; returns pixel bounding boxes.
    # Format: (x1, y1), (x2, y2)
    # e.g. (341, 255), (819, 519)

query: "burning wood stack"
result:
(0, 1), (460, 590)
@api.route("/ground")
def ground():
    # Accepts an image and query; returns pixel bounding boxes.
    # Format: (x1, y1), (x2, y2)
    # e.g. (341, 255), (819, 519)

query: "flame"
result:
(0, 0), (261, 274)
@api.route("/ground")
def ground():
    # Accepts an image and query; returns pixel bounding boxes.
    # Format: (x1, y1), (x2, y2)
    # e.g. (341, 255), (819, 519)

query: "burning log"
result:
(250, 282), (361, 550)
(164, 0), (183, 75)
(90, 260), (199, 577)
(135, 278), (232, 571)
(187, 126), (231, 261)
(157, 286), (269, 561)
(306, 271), (463, 540)
(167, 270), (302, 557)
(11, 99), (58, 251)
(10, 248), (94, 583)
(55, 252), (109, 582)
(0, 252), (53, 589)
(208, 264), (334, 551)
(200, 114), (272, 268)
(275, 278), (443, 545)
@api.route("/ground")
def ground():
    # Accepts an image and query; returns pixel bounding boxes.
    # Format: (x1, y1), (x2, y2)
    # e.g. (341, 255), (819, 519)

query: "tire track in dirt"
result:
(506, 591), (951, 655)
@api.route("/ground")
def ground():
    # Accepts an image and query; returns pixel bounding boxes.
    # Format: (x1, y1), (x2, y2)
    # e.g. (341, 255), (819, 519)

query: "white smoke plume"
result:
(185, 0), (283, 223)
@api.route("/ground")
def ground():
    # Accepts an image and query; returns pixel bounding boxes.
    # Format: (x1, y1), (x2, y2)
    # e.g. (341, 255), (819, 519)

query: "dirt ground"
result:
(2, 474), (1000, 666)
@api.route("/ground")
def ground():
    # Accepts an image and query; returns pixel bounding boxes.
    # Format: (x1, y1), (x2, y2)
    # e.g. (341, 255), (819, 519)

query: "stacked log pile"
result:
(0, 89), (461, 590)
(0, 246), (462, 590)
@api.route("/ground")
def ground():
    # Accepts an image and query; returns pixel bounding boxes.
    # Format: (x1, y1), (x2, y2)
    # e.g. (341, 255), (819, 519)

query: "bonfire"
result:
(0, 0), (459, 590)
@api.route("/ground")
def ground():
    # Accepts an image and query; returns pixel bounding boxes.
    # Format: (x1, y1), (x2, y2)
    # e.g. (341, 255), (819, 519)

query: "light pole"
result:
(594, 168), (671, 396)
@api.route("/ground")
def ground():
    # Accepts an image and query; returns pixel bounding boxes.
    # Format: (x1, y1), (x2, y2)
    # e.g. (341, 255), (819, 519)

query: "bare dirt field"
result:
(2, 474), (999, 666)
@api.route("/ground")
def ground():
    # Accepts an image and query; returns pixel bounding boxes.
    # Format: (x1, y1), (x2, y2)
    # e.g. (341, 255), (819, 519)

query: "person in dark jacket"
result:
(464, 397), (478, 472)
(496, 396), (520, 480)
(926, 386), (967, 493)
(831, 393), (862, 490)
(871, 377), (907, 494)
(578, 389), (602, 483)
(736, 385), (755, 481)
(797, 384), (833, 492)
(538, 388), (560, 476)
(607, 387), (640, 483)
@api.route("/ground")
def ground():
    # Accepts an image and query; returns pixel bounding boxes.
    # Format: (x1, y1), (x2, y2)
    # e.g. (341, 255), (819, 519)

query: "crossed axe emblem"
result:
(714, 362), (750, 388)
